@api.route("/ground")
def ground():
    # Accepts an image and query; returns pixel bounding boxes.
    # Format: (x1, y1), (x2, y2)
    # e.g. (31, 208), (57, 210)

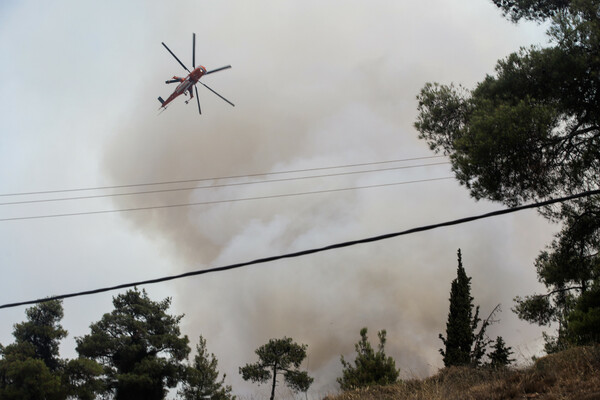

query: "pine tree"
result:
(488, 336), (514, 369)
(337, 327), (399, 390)
(0, 300), (67, 399)
(179, 336), (234, 400)
(11, 300), (67, 371)
(439, 249), (484, 367)
(239, 337), (312, 400)
(0, 300), (103, 400)
(76, 288), (190, 400)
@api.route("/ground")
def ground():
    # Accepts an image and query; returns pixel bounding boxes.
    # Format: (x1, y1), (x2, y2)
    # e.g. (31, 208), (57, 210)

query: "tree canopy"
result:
(179, 335), (235, 400)
(0, 346), (63, 400)
(0, 300), (103, 400)
(415, 0), (600, 350)
(0, 300), (67, 400)
(11, 299), (67, 372)
(337, 327), (399, 390)
(492, 0), (572, 22)
(76, 288), (190, 400)
(415, 0), (599, 209)
(239, 337), (313, 400)
(1, 293), (235, 400)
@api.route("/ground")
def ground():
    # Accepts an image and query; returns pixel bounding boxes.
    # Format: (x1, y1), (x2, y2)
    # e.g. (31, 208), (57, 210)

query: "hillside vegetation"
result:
(324, 346), (600, 400)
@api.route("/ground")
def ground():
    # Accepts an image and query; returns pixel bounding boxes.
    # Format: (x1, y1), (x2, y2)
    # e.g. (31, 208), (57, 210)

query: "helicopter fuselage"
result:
(159, 66), (206, 109)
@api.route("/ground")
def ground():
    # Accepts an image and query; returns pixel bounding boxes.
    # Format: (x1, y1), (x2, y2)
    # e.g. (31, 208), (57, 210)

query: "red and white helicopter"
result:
(158, 33), (234, 115)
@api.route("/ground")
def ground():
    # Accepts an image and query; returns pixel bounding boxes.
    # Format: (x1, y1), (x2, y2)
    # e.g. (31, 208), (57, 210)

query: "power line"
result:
(2, 189), (598, 309)
(0, 155), (446, 198)
(0, 161), (450, 206)
(0, 176), (454, 222)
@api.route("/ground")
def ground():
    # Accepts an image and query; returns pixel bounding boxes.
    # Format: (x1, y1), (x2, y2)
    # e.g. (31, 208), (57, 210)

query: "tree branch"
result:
(540, 286), (585, 298)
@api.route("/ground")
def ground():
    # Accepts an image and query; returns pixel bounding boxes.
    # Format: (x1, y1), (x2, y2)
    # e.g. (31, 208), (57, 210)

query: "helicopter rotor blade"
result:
(195, 86), (201, 115)
(205, 65), (231, 75)
(162, 42), (190, 73)
(192, 33), (196, 69)
(165, 79), (180, 84)
(198, 81), (235, 107)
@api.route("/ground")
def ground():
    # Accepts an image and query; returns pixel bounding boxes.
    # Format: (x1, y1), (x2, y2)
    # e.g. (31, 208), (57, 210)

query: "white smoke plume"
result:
(101, 2), (554, 392)
(0, 1), (556, 398)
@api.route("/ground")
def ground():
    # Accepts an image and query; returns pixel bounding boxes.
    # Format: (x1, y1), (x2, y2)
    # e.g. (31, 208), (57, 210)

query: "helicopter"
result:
(158, 33), (234, 115)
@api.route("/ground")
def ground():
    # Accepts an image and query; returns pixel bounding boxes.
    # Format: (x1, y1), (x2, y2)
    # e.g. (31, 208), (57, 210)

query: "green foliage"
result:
(416, 44), (594, 207)
(492, 0), (571, 22)
(440, 250), (482, 367)
(415, 1), (599, 208)
(0, 300), (73, 400)
(239, 337), (313, 400)
(488, 337), (515, 369)
(513, 294), (556, 326)
(12, 300), (67, 371)
(179, 336), (235, 400)
(0, 355), (63, 400)
(337, 327), (399, 391)
(415, 0), (600, 350)
(567, 285), (600, 344)
(62, 358), (105, 400)
(535, 207), (600, 291)
(76, 288), (190, 400)
(0, 300), (103, 400)
(514, 202), (600, 348)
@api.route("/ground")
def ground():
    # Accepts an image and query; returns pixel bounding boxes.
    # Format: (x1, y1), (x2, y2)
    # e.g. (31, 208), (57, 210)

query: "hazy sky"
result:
(0, 1), (556, 398)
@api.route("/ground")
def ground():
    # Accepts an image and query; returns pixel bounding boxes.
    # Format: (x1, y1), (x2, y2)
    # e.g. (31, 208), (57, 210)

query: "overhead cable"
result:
(1, 189), (598, 309)
(0, 176), (454, 222)
(0, 155), (447, 198)
(0, 162), (450, 206)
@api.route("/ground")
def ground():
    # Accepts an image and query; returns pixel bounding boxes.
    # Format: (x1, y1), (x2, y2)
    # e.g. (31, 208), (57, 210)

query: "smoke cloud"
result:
(99, 1), (555, 396)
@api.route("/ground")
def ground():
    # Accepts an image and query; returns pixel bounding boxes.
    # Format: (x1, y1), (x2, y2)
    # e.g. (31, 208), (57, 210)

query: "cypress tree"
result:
(439, 249), (480, 367)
